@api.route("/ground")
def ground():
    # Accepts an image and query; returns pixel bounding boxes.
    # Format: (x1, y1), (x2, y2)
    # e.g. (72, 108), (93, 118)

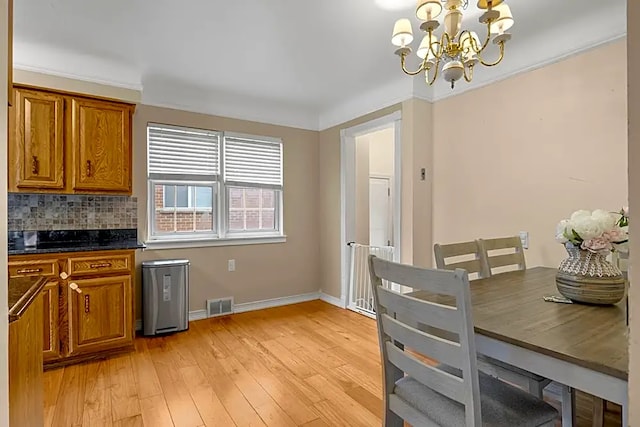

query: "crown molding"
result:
(141, 75), (320, 131)
(317, 77), (415, 131)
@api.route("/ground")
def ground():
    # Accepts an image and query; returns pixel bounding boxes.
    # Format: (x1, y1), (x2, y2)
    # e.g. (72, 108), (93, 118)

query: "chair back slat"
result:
(434, 241), (489, 280)
(373, 257), (461, 296)
(478, 236), (526, 274)
(380, 313), (463, 369)
(377, 286), (461, 334)
(386, 342), (465, 402)
(369, 256), (482, 426)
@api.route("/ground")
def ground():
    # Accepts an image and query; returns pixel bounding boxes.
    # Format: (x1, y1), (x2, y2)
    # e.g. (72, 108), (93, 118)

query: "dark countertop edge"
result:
(8, 276), (48, 323)
(8, 242), (146, 256)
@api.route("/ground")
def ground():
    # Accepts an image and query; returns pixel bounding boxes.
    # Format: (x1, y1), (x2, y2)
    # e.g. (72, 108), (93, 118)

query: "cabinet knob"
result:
(69, 282), (82, 294)
(31, 156), (39, 175)
(60, 272), (68, 280)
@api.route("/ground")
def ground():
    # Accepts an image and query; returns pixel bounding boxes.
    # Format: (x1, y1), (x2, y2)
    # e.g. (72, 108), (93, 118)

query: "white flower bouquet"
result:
(556, 208), (629, 255)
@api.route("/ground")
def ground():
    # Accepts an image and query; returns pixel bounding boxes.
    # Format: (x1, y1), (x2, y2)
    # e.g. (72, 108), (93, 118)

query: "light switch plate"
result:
(519, 231), (529, 249)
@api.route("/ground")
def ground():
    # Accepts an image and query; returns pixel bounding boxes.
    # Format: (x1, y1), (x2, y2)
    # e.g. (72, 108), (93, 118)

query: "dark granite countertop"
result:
(8, 276), (48, 323)
(8, 228), (145, 256)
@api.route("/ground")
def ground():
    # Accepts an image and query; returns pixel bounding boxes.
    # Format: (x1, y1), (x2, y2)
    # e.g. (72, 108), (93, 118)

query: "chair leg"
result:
(560, 385), (576, 427)
(528, 378), (545, 399)
(592, 397), (605, 427)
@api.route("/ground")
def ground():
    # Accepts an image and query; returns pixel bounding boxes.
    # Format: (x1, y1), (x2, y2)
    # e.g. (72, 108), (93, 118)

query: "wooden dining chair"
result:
(477, 236), (526, 275)
(434, 239), (550, 400)
(368, 255), (558, 427)
(434, 240), (490, 280)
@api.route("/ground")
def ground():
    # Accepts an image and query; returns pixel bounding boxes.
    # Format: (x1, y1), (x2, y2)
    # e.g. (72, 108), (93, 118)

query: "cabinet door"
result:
(10, 88), (65, 191)
(71, 98), (132, 193)
(67, 275), (133, 356)
(42, 280), (60, 361)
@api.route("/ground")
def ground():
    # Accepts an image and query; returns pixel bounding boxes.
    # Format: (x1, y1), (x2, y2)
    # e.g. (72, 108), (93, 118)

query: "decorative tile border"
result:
(8, 194), (138, 231)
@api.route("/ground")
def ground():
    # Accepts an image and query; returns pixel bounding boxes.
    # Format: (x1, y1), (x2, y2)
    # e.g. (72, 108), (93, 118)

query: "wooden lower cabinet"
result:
(68, 275), (132, 356)
(42, 280), (61, 361)
(9, 249), (135, 368)
(9, 294), (44, 427)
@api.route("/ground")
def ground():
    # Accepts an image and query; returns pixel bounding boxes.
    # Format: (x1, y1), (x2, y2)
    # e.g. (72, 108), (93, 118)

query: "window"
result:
(147, 123), (283, 242)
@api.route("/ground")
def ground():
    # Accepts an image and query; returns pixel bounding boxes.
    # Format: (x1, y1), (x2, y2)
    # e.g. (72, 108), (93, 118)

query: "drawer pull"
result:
(90, 262), (112, 269)
(69, 283), (82, 294)
(31, 156), (39, 175)
(84, 295), (90, 313)
(16, 267), (43, 274)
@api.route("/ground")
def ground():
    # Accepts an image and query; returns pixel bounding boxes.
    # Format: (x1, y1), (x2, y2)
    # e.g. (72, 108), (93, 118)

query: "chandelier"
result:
(391, 0), (514, 89)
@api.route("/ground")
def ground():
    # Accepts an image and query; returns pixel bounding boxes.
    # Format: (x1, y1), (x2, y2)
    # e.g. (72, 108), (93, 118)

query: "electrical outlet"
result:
(228, 259), (236, 272)
(519, 231), (529, 249)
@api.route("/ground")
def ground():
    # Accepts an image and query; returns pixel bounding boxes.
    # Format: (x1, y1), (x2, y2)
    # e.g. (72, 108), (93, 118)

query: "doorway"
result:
(340, 111), (402, 310)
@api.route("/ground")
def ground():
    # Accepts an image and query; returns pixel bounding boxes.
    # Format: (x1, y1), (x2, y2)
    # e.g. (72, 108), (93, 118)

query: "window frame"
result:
(146, 124), (285, 246)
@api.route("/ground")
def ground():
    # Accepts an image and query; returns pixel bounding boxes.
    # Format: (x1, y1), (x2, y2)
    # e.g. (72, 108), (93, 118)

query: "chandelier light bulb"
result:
(391, 18), (414, 47)
(416, 0), (443, 21)
(489, 4), (514, 34)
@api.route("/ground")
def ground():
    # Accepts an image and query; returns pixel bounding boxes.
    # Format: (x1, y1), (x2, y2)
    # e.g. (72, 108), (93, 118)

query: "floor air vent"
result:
(207, 297), (234, 317)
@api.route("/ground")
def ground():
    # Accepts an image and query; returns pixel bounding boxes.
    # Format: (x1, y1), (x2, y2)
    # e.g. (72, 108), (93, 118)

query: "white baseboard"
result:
(189, 310), (207, 321)
(320, 292), (346, 308)
(135, 291), (343, 331)
(233, 291), (320, 314)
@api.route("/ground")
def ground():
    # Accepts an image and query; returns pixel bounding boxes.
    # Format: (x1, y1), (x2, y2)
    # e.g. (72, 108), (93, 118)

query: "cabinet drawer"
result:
(8, 260), (58, 278)
(67, 253), (132, 276)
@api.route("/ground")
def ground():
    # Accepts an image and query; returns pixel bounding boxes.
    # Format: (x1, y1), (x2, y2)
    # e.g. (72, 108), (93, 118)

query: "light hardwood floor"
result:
(43, 300), (622, 427)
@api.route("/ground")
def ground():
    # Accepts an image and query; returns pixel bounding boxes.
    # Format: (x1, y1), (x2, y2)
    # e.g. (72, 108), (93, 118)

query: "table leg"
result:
(561, 385), (576, 427)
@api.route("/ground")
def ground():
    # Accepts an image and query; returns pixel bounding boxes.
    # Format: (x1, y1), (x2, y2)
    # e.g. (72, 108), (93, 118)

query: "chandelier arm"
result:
(463, 63), (474, 82)
(476, 20), (494, 53)
(426, 57), (441, 86)
(400, 54), (427, 76)
(427, 28), (445, 60)
(476, 41), (505, 67)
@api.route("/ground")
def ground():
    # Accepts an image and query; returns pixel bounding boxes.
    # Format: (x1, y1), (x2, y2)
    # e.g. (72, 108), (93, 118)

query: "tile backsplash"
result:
(8, 194), (138, 231)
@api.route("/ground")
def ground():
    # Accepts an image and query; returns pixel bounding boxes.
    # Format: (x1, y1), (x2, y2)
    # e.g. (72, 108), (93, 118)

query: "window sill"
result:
(143, 235), (287, 250)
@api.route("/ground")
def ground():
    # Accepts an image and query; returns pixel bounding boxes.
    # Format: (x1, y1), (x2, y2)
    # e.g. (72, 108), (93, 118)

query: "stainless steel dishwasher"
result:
(142, 259), (190, 336)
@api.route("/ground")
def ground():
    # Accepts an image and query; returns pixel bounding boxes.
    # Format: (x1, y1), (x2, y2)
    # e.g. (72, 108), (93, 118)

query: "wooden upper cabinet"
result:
(10, 88), (65, 191)
(71, 98), (132, 193)
(67, 275), (132, 356)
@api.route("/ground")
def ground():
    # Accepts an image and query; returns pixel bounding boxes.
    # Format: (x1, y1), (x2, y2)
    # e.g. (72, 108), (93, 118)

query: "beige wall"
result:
(0, 1), (8, 424)
(353, 127), (396, 246)
(355, 135), (370, 245)
(133, 105), (320, 316)
(369, 127), (395, 176)
(628, 0), (638, 423)
(432, 39), (628, 268)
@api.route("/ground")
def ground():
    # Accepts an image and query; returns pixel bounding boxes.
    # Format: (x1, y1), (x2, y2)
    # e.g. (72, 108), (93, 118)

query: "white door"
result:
(369, 176), (392, 247)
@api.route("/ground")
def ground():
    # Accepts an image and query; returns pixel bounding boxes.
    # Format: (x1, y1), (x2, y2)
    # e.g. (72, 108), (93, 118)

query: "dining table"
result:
(413, 266), (628, 427)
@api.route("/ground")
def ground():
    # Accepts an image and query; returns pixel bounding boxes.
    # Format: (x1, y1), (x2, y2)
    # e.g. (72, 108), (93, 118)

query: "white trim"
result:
(13, 63), (144, 91)
(233, 292), (320, 314)
(189, 309), (208, 321)
(143, 235), (287, 250)
(319, 292), (346, 308)
(341, 110), (402, 138)
(340, 112), (403, 307)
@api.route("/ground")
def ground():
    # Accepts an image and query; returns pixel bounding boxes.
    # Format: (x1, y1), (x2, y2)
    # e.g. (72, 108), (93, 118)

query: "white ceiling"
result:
(13, 0), (627, 130)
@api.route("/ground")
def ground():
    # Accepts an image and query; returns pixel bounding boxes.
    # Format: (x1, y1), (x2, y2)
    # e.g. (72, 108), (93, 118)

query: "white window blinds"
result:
(148, 123), (220, 180)
(223, 134), (283, 189)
